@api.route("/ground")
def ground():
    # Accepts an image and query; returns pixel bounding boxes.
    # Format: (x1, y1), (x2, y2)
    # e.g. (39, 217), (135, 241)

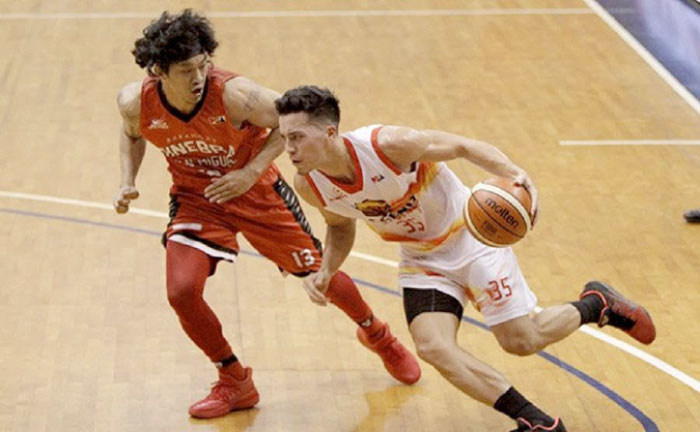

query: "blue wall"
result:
(598, 0), (700, 99)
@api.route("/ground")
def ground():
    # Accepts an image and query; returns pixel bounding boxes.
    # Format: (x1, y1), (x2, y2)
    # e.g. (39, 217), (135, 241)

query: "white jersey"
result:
(305, 125), (468, 253)
(306, 125), (537, 326)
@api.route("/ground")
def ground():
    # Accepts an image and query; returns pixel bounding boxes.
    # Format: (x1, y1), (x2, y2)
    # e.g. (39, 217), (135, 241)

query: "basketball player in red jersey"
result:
(275, 86), (658, 432)
(112, 10), (419, 419)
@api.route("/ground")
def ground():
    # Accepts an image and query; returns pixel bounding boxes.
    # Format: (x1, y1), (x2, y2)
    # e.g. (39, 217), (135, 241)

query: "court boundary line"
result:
(560, 139), (700, 146)
(580, 0), (700, 116)
(0, 9), (598, 20)
(0, 206), (660, 431)
(0, 190), (698, 396)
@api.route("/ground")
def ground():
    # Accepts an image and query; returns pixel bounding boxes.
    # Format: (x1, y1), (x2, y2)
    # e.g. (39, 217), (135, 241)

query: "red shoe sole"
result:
(189, 390), (260, 419)
(626, 308), (656, 345)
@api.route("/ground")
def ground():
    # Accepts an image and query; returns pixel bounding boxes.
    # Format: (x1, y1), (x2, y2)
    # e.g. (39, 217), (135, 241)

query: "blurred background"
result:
(0, 1), (698, 431)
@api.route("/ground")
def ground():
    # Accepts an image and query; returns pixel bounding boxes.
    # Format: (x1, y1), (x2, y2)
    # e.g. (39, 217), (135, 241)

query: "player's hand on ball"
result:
(513, 171), (539, 227)
(114, 185), (139, 214)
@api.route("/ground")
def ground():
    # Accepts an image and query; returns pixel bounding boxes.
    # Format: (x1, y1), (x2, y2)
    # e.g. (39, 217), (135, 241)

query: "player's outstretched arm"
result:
(114, 82), (146, 214)
(378, 125), (539, 225)
(204, 77), (283, 203)
(294, 174), (357, 305)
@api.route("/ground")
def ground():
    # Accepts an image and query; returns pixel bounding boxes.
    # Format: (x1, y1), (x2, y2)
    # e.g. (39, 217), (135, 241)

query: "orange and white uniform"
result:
(305, 125), (537, 326)
(140, 67), (321, 275)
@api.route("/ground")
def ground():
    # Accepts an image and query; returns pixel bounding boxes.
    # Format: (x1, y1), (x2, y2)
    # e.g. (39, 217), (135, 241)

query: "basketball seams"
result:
(470, 193), (525, 239)
(463, 205), (501, 247)
(471, 183), (532, 232)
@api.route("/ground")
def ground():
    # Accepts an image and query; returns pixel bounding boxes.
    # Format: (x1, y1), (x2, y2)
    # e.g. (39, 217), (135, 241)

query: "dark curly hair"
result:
(275, 86), (341, 125)
(132, 9), (218, 74)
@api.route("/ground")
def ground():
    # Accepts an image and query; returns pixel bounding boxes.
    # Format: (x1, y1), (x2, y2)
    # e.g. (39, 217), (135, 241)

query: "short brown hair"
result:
(275, 85), (340, 125)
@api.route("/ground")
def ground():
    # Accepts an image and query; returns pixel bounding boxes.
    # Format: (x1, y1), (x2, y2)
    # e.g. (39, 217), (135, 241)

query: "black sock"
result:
(494, 387), (554, 425)
(218, 354), (238, 368)
(359, 313), (374, 328)
(571, 294), (605, 325)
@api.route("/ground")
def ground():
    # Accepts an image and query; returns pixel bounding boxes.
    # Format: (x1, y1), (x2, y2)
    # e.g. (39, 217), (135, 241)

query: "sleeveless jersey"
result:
(305, 125), (468, 252)
(139, 67), (273, 200)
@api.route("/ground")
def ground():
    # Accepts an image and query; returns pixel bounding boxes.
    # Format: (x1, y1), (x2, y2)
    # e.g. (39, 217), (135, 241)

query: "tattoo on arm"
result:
(243, 89), (261, 112)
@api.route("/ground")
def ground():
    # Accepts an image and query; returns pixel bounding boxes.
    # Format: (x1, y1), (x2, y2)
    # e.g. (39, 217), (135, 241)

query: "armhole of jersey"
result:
(218, 70), (247, 127)
(138, 79), (151, 136)
(371, 126), (404, 175)
(304, 174), (327, 207)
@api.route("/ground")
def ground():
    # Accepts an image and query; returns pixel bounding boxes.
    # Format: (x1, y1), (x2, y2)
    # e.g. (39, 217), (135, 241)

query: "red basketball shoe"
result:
(188, 367), (259, 419)
(356, 323), (421, 385)
(580, 281), (656, 344)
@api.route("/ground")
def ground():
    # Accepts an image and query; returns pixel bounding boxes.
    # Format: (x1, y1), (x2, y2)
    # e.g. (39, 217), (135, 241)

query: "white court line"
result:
(560, 139), (700, 146)
(535, 306), (700, 393)
(348, 250), (399, 268)
(1, 189), (699, 394)
(580, 0), (700, 116)
(577, 326), (700, 393)
(0, 9), (595, 20)
(0, 191), (167, 218)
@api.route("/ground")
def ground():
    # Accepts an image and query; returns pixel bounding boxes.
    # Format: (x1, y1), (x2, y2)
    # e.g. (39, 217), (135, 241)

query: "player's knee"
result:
(498, 337), (538, 356)
(166, 279), (200, 310)
(414, 338), (451, 365)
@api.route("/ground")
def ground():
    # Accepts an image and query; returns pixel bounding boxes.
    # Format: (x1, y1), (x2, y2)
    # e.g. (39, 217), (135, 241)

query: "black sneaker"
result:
(580, 281), (656, 344)
(510, 417), (566, 431)
(684, 209), (700, 223)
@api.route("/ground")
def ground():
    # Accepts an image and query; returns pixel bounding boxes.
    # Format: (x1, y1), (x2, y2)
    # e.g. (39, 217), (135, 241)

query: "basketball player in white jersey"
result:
(274, 85), (656, 432)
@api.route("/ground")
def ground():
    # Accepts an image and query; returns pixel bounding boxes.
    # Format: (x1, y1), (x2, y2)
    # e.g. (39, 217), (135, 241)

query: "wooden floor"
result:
(1, 1), (699, 431)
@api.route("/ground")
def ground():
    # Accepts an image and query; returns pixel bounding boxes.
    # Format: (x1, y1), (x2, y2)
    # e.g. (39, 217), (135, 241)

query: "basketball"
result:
(464, 177), (533, 247)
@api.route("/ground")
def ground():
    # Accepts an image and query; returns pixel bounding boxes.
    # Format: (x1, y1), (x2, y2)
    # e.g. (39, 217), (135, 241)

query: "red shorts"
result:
(163, 170), (322, 276)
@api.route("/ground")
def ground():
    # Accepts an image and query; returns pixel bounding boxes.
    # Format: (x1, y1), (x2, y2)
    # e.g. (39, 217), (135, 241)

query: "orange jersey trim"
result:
(370, 126), (403, 175)
(388, 162), (438, 213)
(304, 174), (327, 207)
(319, 137), (364, 194)
(375, 219), (465, 249)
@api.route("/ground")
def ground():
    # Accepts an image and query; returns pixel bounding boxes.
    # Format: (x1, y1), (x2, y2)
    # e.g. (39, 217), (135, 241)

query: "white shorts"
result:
(397, 227), (537, 327)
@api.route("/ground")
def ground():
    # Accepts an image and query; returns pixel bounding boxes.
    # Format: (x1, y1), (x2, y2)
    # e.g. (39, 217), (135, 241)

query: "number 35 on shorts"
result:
(486, 277), (512, 301)
(291, 248), (316, 268)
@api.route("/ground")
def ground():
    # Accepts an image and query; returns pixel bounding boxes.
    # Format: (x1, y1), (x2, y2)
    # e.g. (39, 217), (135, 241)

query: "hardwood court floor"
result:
(0, 1), (698, 431)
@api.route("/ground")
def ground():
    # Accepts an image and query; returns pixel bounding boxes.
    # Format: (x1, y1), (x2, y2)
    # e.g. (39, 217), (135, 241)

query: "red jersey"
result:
(139, 67), (277, 206)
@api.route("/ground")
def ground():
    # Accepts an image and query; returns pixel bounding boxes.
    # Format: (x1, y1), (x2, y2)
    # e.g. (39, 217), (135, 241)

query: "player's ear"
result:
(326, 124), (338, 140)
(151, 64), (165, 78)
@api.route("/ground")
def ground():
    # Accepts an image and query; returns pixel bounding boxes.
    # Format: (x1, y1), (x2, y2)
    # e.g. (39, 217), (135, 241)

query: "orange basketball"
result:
(464, 177), (533, 247)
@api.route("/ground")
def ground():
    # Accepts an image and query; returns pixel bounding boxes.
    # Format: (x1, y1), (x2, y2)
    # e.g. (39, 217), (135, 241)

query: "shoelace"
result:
(208, 379), (239, 401)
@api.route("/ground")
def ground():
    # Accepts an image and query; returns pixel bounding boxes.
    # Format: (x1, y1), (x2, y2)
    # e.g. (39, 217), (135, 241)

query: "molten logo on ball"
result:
(464, 177), (532, 248)
(484, 197), (519, 229)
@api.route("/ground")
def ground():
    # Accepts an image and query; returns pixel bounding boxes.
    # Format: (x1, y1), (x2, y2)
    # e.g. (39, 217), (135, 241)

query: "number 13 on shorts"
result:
(291, 248), (316, 268)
